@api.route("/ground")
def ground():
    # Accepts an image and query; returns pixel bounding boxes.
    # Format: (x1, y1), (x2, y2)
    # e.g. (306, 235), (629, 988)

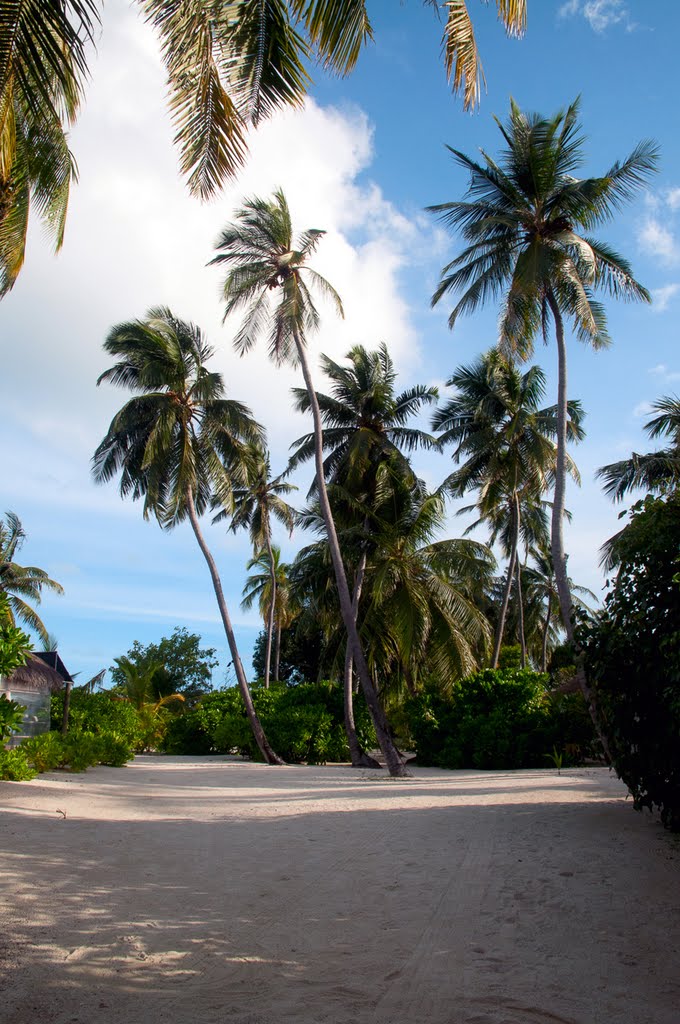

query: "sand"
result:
(1, 757), (679, 1024)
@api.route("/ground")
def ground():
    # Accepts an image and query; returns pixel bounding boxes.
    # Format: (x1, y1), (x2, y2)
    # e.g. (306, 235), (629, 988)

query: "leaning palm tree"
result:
(0, 511), (64, 646)
(211, 189), (407, 775)
(597, 395), (680, 502)
(92, 306), (283, 764)
(289, 342), (438, 764)
(216, 444), (296, 688)
(433, 350), (584, 667)
(429, 99), (657, 748)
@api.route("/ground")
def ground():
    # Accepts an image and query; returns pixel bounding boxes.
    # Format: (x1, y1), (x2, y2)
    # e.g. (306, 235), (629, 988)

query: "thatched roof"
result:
(5, 653), (69, 694)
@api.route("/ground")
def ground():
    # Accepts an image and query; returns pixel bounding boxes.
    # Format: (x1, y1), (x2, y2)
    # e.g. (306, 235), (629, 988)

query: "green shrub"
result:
(0, 747), (37, 781)
(51, 691), (141, 747)
(21, 732), (65, 772)
(161, 681), (376, 763)
(406, 668), (594, 770)
(579, 493), (680, 830)
(0, 694), (26, 745)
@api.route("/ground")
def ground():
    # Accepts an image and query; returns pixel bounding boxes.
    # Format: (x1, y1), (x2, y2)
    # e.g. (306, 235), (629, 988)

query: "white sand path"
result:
(1, 758), (678, 1024)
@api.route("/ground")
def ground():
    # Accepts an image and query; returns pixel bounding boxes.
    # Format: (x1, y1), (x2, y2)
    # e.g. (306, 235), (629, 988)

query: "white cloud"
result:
(633, 401), (654, 419)
(559, 0), (634, 32)
(651, 283), (680, 312)
(666, 188), (680, 211)
(638, 218), (679, 265)
(647, 363), (680, 382)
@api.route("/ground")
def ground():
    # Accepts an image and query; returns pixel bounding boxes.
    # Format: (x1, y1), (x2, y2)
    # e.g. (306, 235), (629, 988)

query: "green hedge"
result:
(162, 682), (376, 764)
(405, 668), (595, 770)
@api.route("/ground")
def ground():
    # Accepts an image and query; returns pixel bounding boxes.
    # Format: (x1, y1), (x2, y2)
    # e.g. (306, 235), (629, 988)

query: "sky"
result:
(2, 0), (679, 685)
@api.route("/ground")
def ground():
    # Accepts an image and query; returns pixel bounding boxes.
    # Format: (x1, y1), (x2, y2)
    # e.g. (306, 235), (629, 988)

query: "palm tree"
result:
(433, 350), (584, 667)
(0, 0), (97, 294)
(216, 444), (296, 688)
(211, 189), (408, 775)
(241, 545), (296, 684)
(429, 99), (656, 746)
(289, 341), (438, 764)
(597, 395), (680, 501)
(92, 306), (283, 764)
(520, 545), (595, 672)
(0, 511), (64, 646)
(360, 486), (494, 694)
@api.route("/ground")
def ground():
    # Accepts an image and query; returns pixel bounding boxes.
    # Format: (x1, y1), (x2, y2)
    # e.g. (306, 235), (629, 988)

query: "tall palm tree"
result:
(92, 306), (284, 764)
(597, 395), (680, 501)
(289, 341), (438, 764)
(0, 511), (64, 646)
(433, 350), (583, 667)
(241, 544), (296, 684)
(429, 99), (656, 744)
(216, 444), (296, 688)
(211, 189), (408, 775)
(0, 0), (97, 294)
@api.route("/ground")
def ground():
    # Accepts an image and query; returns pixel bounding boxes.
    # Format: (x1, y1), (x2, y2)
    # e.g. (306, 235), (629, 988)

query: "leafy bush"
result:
(579, 493), (680, 830)
(0, 694), (26, 744)
(162, 682), (376, 763)
(0, 747), (37, 781)
(406, 668), (594, 770)
(21, 732), (65, 772)
(52, 691), (141, 747)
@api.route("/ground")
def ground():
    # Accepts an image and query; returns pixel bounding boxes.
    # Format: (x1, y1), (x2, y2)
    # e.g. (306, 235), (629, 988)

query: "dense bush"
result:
(162, 682), (376, 763)
(0, 694), (26, 744)
(51, 691), (142, 748)
(406, 668), (594, 770)
(0, 747), (37, 781)
(579, 494), (680, 830)
(15, 729), (133, 775)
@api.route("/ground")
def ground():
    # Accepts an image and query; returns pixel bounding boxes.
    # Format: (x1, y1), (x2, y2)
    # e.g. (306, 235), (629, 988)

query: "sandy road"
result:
(1, 758), (678, 1024)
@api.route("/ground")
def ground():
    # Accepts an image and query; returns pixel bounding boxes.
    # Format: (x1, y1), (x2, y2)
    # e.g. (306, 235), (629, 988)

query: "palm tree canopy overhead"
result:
(0, 0), (97, 295)
(92, 306), (264, 526)
(0, 510), (64, 645)
(429, 97), (658, 353)
(597, 395), (680, 501)
(211, 188), (343, 364)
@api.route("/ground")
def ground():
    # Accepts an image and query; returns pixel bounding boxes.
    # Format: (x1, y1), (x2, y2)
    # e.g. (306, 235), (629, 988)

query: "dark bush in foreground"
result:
(162, 682), (376, 763)
(406, 668), (595, 770)
(580, 494), (680, 831)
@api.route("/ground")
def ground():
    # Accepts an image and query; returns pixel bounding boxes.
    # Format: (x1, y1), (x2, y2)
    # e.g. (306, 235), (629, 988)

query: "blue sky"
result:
(2, 1), (678, 684)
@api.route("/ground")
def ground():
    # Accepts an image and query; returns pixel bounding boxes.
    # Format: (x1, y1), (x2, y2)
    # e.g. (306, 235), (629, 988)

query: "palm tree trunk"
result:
(515, 538), (527, 669)
(541, 592), (552, 673)
(344, 549), (380, 768)
(263, 523), (276, 689)
(293, 330), (410, 777)
(185, 488), (284, 765)
(548, 291), (611, 760)
(60, 680), (72, 736)
(274, 622), (281, 682)
(492, 501), (519, 667)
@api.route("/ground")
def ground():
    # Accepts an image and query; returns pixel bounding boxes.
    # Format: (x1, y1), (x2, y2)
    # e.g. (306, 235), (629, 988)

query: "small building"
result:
(1, 652), (72, 742)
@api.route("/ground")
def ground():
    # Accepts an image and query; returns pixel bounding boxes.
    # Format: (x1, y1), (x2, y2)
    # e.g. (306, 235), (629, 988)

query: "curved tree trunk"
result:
(344, 549), (380, 768)
(186, 488), (284, 765)
(262, 523), (276, 689)
(294, 331), (410, 777)
(547, 292), (611, 760)
(541, 592), (552, 673)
